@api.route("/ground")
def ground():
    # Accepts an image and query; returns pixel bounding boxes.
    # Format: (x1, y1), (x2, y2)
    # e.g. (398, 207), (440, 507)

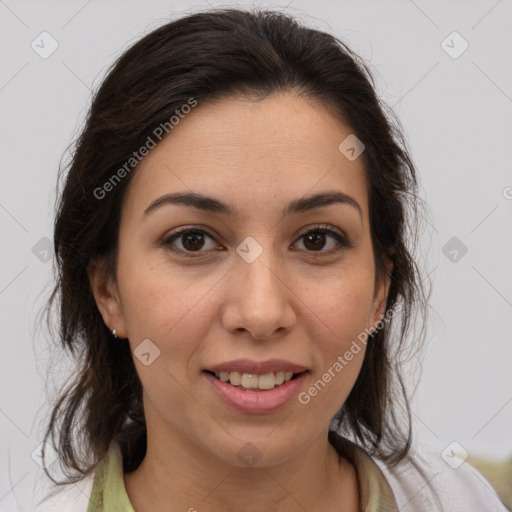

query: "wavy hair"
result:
(41, 7), (430, 485)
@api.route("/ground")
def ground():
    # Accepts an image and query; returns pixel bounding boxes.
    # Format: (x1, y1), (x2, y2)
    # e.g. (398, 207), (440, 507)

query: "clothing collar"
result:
(87, 439), (398, 512)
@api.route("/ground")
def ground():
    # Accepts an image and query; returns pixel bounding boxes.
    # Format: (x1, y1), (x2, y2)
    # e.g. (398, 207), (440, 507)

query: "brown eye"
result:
(181, 231), (207, 251)
(163, 229), (218, 255)
(303, 231), (328, 251)
(294, 225), (351, 254)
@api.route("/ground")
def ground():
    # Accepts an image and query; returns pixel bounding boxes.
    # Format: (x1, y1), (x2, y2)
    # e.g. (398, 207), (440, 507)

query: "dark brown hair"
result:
(42, 7), (429, 485)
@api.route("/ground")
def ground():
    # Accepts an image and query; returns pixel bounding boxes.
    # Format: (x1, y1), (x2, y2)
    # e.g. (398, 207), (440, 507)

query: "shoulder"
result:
(371, 447), (509, 512)
(24, 441), (127, 512)
(22, 471), (94, 512)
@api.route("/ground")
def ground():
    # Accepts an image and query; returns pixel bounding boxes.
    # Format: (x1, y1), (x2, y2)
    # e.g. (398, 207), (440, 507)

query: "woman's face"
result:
(91, 92), (391, 467)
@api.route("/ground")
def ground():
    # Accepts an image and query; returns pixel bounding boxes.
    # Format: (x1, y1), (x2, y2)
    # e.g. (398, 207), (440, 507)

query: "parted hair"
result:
(42, 7), (429, 484)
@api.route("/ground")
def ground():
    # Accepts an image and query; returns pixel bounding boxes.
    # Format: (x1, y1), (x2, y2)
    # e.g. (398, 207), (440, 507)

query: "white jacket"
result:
(11, 448), (509, 511)
(374, 449), (509, 511)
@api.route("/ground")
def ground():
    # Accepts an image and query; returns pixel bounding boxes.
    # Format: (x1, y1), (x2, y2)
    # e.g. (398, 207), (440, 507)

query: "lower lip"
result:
(202, 371), (308, 414)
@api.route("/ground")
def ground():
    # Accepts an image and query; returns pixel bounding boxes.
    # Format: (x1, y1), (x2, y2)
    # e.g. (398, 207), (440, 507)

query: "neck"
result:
(124, 429), (360, 512)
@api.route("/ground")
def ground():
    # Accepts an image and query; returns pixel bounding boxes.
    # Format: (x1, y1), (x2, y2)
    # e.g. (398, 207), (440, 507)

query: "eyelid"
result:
(296, 223), (351, 245)
(161, 223), (352, 256)
(292, 224), (353, 256)
(161, 225), (221, 256)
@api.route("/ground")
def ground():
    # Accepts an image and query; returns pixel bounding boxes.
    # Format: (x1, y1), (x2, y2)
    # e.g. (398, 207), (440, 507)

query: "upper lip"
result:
(205, 359), (308, 375)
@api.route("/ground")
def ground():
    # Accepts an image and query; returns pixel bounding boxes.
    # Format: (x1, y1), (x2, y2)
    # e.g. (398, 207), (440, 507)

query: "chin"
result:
(204, 430), (306, 469)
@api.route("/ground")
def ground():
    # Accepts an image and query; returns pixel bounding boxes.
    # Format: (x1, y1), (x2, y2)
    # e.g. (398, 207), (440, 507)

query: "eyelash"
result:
(161, 224), (352, 258)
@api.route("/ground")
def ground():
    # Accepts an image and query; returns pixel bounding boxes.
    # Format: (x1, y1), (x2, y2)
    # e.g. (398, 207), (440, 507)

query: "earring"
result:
(112, 328), (118, 339)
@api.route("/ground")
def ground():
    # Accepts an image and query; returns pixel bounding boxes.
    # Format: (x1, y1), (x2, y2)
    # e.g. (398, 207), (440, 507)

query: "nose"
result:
(221, 250), (296, 340)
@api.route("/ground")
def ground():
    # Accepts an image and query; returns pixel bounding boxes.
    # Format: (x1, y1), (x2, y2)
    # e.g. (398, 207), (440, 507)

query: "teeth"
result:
(229, 372), (241, 385)
(241, 373), (259, 389)
(213, 370), (297, 390)
(257, 373), (275, 390)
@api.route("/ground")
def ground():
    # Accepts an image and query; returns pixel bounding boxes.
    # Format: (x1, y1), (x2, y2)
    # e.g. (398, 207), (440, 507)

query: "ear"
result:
(368, 252), (394, 334)
(87, 256), (128, 339)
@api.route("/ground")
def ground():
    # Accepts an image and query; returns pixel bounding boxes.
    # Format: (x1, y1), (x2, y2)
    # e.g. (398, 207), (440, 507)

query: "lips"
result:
(205, 358), (308, 375)
(202, 359), (309, 413)
(203, 370), (308, 413)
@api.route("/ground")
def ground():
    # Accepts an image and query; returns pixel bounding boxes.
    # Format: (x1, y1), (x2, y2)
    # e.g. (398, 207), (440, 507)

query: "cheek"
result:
(117, 253), (221, 361)
(116, 259), (217, 416)
(307, 270), (375, 348)
(294, 283), (373, 422)
(298, 267), (375, 401)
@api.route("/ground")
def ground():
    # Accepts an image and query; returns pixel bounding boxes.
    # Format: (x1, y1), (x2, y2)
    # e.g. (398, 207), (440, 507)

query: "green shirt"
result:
(87, 441), (398, 512)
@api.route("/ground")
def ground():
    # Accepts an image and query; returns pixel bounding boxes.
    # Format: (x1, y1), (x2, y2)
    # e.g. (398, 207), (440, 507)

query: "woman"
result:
(36, 8), (507, 512)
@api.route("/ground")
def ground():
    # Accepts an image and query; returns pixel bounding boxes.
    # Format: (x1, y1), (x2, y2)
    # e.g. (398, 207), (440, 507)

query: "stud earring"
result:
(112, 328), (118, 339)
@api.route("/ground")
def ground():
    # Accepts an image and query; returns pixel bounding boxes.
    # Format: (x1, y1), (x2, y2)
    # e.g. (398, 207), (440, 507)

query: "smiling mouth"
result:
(204, 370), (306, 391)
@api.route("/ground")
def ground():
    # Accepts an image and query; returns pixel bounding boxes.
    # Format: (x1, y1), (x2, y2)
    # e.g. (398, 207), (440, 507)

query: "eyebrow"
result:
(143, 190), (363, 221)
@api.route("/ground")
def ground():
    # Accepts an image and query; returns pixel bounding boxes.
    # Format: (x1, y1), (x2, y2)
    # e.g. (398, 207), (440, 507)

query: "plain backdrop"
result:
(1, 0), (511, 508)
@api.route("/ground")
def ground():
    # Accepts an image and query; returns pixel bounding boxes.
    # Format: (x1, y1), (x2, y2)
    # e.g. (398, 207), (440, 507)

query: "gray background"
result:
(1, 0), (511, 508)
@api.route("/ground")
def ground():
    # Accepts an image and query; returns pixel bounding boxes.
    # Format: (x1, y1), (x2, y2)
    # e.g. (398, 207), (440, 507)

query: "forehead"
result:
(123, 93), (369, 221)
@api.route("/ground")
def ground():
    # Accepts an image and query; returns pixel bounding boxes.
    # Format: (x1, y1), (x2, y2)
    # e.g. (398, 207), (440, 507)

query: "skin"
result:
(89, 92), (392, 512)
